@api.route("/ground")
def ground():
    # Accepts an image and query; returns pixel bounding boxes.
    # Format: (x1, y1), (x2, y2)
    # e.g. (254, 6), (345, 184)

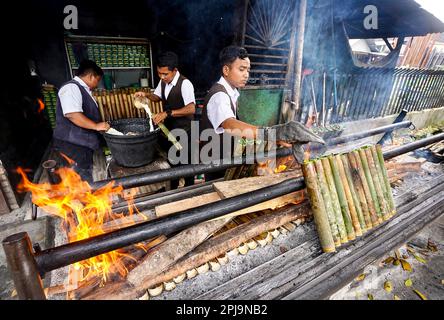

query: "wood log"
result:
(82, 201), (311, 300)
(125, 217), (231, 288)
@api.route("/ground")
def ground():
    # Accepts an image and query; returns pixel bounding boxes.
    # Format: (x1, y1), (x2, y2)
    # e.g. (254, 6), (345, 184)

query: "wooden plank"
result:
(156, 192), (221, 217)
(213, 171), (300, 199)
(0, 186), (10, 215)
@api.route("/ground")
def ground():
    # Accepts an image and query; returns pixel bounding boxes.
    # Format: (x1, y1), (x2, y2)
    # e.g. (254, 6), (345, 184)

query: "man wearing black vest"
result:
(200, 46), (325, 181)
(134, 52), (196, 188)
(52, 60), (110, 183)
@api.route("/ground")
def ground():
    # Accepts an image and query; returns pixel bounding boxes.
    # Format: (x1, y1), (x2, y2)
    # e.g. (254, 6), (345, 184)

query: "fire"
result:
(37, 99), (45, 114)
(17, 163), (148, 284)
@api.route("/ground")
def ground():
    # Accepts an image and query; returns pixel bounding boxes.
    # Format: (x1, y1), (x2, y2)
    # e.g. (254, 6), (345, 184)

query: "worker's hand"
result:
(134, 91), (147, 99)
(153, 111), (167, 125)
(95, 121), (111, 132)
(261, 121), (325, 163)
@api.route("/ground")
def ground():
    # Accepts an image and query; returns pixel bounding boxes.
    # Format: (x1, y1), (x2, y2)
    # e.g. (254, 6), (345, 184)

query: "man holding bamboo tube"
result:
(200, 45), (325, 181)
(52, 60), (110, 183)
(134, 51), (196, 189)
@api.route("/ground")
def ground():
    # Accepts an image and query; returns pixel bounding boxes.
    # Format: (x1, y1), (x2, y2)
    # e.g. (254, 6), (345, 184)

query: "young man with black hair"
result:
(53, 59), (110, 183)
(200, 45), (324, 181)
(134, 51), (196, 188)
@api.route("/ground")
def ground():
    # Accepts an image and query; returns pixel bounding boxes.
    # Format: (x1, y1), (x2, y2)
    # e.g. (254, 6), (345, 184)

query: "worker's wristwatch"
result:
(166, 110), (172, 117)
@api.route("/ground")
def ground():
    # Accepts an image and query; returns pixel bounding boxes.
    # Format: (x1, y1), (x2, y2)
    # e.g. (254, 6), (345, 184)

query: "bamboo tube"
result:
(125, 91), (134, 118)
(313, 160), (341, 247)
(364, 147), (390, 221)
(302, 161), (336, 253)
(347, 152), (373, 229)
(328, 155), (356, 240)
(352, 150), (379, 226)
(105, 93), (114, 120)
(96, 92), (105, 122)
(358, 148), (383, 224)
(340, 155), (367, 233)
(123, 90), (132, 118)
(117, 90), (127, 119)
(334, 155), (362, 236)
(320, 157), (348, 244)
(114, 91), (123, 119)
(376, 144), (396, 217)
(370, 145), (393, 217)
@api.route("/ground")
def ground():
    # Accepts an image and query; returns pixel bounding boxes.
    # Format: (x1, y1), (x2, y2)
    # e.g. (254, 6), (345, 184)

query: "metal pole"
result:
(2, 232), (46, 300)
(326, 121), (412, 146)
(383, 132), (444, 160)
(289, 0), (307, 122)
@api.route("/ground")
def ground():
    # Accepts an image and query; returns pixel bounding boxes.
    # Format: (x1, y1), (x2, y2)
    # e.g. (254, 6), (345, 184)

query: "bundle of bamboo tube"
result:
(93, 88), (163, 122)
(302, 144), (396, 253)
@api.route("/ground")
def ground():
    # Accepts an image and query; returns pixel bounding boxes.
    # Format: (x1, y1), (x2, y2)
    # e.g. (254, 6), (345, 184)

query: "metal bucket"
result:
(103, 118), (160, 167)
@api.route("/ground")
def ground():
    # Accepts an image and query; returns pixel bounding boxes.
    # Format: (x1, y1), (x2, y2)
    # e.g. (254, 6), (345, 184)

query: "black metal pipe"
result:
(326, 121), (412, 146)
(34, 177), (306, 275)
(2, 232), (46, 300)
(383, 132), (444, 160)
(111, 178), (220, 213)
(92, 122), (412, 191)
(91, 148), (292, 191)
(377, 110), (408, 145)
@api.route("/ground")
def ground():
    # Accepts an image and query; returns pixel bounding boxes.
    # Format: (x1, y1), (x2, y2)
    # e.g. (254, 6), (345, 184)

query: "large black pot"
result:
(103, 118), (160, 167)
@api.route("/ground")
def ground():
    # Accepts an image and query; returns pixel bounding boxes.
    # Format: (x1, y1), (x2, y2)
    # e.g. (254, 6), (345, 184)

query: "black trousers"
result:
(52, 139), (95, 183)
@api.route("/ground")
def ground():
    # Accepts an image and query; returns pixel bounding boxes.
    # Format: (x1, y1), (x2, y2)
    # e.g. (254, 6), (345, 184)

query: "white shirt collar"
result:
(168, 71), (181, 87)
(217, 76), (239, 100)
(74, 76), (91, 92)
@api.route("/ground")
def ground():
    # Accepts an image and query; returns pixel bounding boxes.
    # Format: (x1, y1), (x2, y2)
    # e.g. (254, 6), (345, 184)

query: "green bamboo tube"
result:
(364, 147), (390, 221)
(334, 155), (362, 236)
(302, 161), (336, 253)
(320, 158), (348, 244)
(314, 159), (341, 247)
(351, 150), (379, 227)
(370, 145), (393, 217)
(376, 144), (396, 217)
(347, 152), (373, 229)
(358, 148), (383, 224)
(328, 155), (356, 240)
(341, 154), (367, 232)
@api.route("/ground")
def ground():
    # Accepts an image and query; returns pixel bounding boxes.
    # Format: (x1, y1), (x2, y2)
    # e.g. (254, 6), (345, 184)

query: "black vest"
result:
(53, 80), (101, 150)
(200, 83), (238, 160)
(161, 74), (193, 131)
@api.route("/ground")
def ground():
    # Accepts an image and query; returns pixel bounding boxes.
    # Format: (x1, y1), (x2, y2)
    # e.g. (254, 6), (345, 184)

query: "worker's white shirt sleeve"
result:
(58, 83), (83, 115)
(181, 79), (196, 105)
(153, 80), (162, 98)
(206, 92), (236, 134)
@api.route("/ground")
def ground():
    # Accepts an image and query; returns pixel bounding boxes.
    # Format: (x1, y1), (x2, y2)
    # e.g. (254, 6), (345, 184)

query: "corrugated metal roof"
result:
(336, 0), (444, 39)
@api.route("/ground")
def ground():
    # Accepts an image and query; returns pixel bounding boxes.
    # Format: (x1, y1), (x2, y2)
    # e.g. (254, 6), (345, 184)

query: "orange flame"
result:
(17, 164), (147, 284)
(37, 99), (45, 114)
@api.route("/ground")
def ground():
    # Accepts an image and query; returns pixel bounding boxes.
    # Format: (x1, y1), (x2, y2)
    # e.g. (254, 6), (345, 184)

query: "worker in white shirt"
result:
(200, 46), (325, 181)
(134, 51), (196, 188)
(53, 60), (110, 182)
